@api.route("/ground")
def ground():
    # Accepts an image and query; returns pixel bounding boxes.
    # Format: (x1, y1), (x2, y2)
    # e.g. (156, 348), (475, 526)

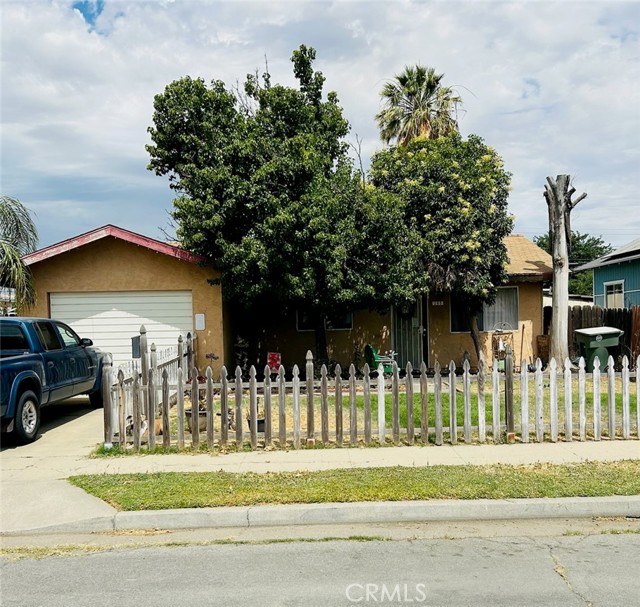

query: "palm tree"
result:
(376, 65), (462, 146)
(0, 196), (38, 312)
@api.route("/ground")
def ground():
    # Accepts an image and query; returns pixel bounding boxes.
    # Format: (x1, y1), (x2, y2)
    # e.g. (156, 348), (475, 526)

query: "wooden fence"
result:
(101, 350), (640, 452)
(551, 304), (640, 363)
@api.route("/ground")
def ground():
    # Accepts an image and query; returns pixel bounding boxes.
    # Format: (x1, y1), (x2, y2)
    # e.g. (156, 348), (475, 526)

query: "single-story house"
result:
(23, 226), (551, 373)
(232, 234), (553, 370)
(575, 238), (640, 309)
(22, 225), (226, 372)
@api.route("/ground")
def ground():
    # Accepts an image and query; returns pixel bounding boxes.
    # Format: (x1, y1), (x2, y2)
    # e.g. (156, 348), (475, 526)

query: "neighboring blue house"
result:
(575, 238), (640, 308)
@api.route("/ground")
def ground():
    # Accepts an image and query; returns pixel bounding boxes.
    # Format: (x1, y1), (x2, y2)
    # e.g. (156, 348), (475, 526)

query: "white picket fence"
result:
(100, 350), (639, 451)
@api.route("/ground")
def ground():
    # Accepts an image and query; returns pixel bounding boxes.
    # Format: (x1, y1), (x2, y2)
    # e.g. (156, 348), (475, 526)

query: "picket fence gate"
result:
(101, 351), (640, 452)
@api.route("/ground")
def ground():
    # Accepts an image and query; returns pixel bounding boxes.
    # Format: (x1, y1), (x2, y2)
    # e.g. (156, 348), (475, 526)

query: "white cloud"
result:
(1, 0), (638, 248)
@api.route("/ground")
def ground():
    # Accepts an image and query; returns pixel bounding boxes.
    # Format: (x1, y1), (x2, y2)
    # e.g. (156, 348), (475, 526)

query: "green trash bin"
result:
(574, 327), (624, 372)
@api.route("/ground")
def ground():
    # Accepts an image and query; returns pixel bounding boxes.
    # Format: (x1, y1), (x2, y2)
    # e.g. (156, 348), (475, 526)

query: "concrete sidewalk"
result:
(1, 407), (639, 536)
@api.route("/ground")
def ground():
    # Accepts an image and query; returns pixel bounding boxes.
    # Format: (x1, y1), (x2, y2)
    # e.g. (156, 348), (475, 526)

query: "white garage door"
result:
(50, 291), (193, 368)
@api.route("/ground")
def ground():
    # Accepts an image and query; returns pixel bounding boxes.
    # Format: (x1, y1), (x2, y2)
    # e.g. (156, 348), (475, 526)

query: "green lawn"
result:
(69, 460), (640, 510)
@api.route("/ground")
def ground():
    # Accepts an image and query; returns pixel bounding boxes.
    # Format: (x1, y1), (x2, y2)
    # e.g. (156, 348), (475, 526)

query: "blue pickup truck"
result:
(1, 317), (108, 443)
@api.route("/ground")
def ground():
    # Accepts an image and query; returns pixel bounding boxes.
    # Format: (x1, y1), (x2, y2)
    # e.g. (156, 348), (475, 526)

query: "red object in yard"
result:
(267, 352), (282, 372)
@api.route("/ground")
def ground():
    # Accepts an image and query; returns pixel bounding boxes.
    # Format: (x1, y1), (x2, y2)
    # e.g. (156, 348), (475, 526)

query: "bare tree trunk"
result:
(468, 312), (482, 364)
(544, 175), (587, 364)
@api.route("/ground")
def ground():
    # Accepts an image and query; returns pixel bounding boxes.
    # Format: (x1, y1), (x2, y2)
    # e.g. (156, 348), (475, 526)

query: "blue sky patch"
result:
(72, 0), (105, 30)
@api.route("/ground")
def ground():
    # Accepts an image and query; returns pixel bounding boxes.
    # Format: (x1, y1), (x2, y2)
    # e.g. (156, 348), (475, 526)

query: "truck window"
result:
(0, 324), (29, 351)
(34, 322), (63, 351)
(55, 322), (81, 348)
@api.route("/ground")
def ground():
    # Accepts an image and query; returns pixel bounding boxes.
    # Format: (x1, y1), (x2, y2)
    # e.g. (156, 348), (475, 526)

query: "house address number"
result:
(432, 300), (444, 306)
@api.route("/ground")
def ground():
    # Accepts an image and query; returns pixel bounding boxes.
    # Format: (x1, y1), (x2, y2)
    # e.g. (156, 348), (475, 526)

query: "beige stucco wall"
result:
(427, 282), (544, 367)
(25, 236), (224, 373)
(236, 308), (392, 370)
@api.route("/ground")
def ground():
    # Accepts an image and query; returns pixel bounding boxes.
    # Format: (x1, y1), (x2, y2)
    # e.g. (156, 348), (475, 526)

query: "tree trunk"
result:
(468, 311), (482, 364)
(544, 175), (587, 365)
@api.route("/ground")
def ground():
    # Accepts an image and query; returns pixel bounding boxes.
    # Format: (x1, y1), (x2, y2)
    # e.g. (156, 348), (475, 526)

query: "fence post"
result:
(349, 364), (357, 445)
(177, 334), (184, 369)
(292, 364), (300, 449)
(264, 365), (273, 447)
(377, 363), (385, 444)
(187, 332), (194, 373)
(578, 358), (586, 441)
(535, 358), (544, 442)
(520, 359), (529, 443)
(249, 366), (257, 450)
(564, 357), (573, 442)
(391, 361), (400, 445)
(405, 363), (414, 445)
(478, 356), (486, 443)
(235, 366), (243, 449)
(206, 366), (214, 449)
(162, 369), (170, 449)
(492, 359), (500, 442)
(101, 354), (113, 447)
(177, 367), (185, 449)
(147, 364), (156, 451)
(504, 347), (514, 442)
(117, 369), (125, 447)
(139, 326), (149, 437)
(150, 343), (160, 417)
(191, 368), (200, 449)
(622, 356), (630, 440)
(449, 361), (457, 445)
(363, 364), (372, 446)
(607, 355), (615, 439)
(278, 365), (287, 447)
(549, 358), (558, 442)
(593, 356), (601, 441)
(320, 364), (329, 445)
(220, 366), (229, 447)
(335, 364), (343, 446)
(463, 359), (471, 444)
(434, 361), (443, 446)
(419, 362), (429, 445)
(306, 351), (315, 447)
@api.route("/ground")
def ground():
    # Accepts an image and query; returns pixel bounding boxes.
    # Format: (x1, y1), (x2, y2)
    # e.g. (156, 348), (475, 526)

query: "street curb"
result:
(5, 496), (639, 536)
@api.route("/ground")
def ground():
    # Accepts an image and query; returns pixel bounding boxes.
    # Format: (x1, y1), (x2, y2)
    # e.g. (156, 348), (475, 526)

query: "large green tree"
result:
(370, 134), (513, 360)
(534, 231), (613, 296)
(375, 64), (462, 146)
(0, 195), (38, 313)
(147, 46), (427, 363)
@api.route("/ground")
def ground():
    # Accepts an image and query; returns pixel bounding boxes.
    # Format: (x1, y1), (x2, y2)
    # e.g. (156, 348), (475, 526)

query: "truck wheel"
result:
(89, 390), (103, 408)
(15, 390), (40, 444)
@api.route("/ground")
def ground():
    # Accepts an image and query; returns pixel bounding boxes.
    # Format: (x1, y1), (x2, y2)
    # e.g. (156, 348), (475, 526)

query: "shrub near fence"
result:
(101, 351), (640, 452)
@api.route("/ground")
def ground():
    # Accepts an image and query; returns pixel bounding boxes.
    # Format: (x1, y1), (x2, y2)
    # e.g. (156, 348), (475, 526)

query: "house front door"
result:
(393, 299), (424, 369)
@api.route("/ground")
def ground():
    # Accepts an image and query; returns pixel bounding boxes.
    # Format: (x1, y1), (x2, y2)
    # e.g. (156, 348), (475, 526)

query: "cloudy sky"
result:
(2, 0), (639, 252)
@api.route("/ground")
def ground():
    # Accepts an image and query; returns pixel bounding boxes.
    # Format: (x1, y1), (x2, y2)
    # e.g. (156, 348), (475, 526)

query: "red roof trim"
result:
(23, 225), (206, 266)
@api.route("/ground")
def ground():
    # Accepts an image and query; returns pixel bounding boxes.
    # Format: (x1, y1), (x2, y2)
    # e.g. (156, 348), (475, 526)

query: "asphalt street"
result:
(3, 533), (639, 606)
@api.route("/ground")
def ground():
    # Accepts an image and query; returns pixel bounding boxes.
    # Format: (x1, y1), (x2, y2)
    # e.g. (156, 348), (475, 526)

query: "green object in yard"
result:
(574, 327), (624, 372)
(364, 344), (396, 374)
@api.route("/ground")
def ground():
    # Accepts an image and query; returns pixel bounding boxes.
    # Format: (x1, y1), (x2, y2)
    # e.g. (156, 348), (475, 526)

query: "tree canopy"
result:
(147, 46), (427, 361)
(375, 65), (462, 146)
(370, 134), (513, 358)
(0, 195), (38, 313)
(534, 230), (612, 296)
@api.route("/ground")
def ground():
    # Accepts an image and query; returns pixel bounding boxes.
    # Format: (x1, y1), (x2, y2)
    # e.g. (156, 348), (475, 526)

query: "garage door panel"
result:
(50, 291), (193, 368)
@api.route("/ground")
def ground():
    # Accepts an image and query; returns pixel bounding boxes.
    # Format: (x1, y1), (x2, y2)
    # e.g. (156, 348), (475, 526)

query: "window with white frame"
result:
(604, 281), (624, 309)
(450, 287), (518, 333)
